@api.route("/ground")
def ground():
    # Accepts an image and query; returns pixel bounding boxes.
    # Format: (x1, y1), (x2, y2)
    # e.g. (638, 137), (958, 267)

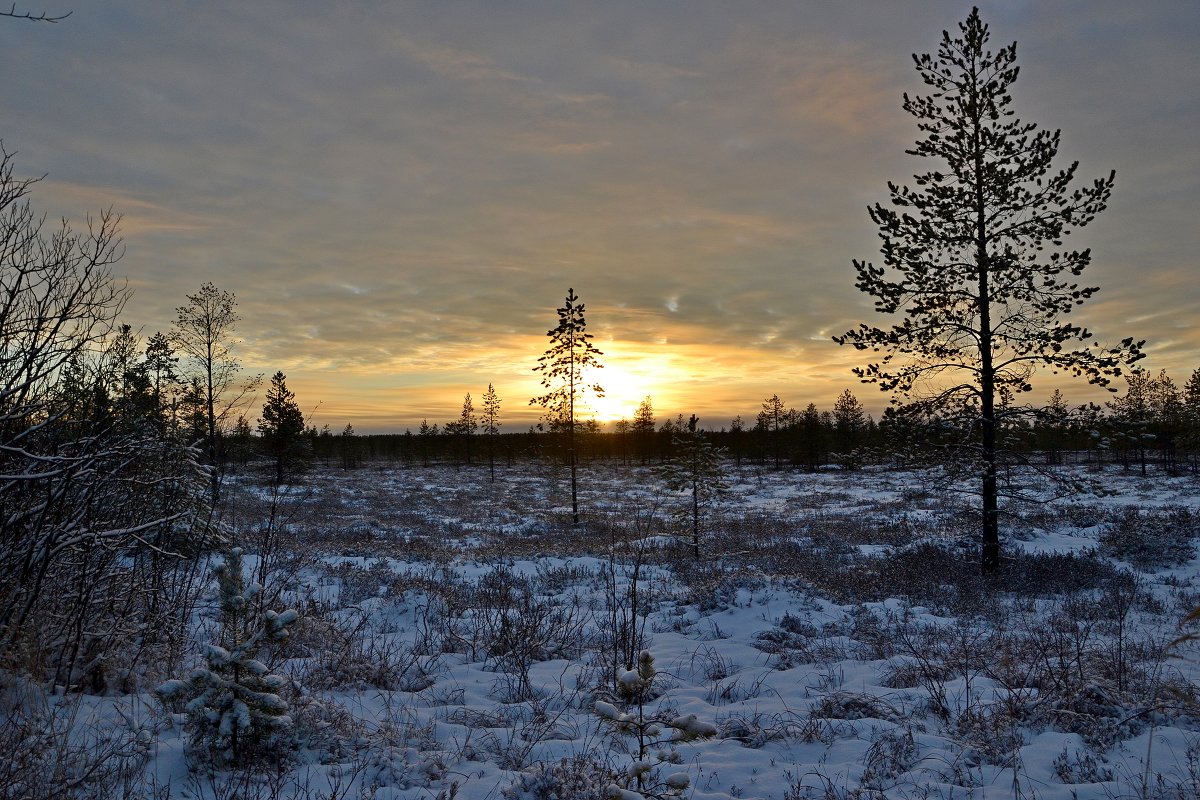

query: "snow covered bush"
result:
(157, 548), (299, 766)
(594, 650), (715, 799)
(503, 754), (618, 800)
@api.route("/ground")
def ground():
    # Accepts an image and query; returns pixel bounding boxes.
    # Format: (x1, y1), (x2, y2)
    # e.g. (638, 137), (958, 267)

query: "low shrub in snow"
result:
(1098, 505), (1197, 570)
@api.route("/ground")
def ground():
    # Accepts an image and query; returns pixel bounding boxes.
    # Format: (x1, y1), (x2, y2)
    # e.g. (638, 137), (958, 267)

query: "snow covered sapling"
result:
(594, 650), (715, 799)
(157, 548), (299, 766)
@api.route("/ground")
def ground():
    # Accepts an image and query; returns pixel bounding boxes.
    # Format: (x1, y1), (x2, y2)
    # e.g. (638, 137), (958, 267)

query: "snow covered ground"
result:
(15, 461), (1200, 799)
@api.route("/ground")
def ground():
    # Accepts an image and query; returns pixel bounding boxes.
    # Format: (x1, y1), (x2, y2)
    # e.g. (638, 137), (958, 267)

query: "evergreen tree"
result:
(481, 383), (501, 482)
(340, 423), (360, 470)
(614, 417), (631, 465)
(143, 331), (178, 429)
(633, 395), (656, 464)
(417, 419), (437, 467)
(157, 548), (297, 766)
(1147, 369), (1183, 472)
(795, 402), (825, 471)
(1182, 368), (1200, 473)
(459, 392), (477, 465)
(831, 389), (867, 469)
(258, 371), (307, 484)
(659, 416), (727, 558)
(1036, 388), (1072, 466)
(836, 8), (1143, 572)
(760, 394), (787, 469)
(1106, 369), (1151, 472)
(530, 288), (604, 525)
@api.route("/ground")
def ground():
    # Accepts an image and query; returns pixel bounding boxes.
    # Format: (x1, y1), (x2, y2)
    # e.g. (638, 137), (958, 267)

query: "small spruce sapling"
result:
(157, 548), (299, 765)
(594, 650), (715, 799)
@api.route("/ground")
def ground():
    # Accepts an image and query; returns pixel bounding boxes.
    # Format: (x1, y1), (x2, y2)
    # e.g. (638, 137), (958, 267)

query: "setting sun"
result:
(583, 363), (650, 422)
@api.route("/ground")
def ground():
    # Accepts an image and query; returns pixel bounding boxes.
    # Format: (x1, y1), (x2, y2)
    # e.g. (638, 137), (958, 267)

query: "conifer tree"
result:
(459, 392), (477, 465)
(417, 419), (437, 467)
(633, 396), (656, 464)
(760, 394), (787, 469)
(659, 416), (727, 558)
(530, 288), (604, 525)
(157, 548), (297, 766)
(836, 7), (1143, 572)
(729, 415), (745, 468)
(258, 371), (307, 484)
(481, 383), (501, 482)
(832, 389), (867, 469)
(340, 423), (360, 470)
(144, 331), (178, 428)
(1182, 368), (1200, 473)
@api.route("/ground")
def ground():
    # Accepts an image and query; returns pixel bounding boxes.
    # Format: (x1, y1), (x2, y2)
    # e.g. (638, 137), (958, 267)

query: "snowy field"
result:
(15, 461), (1200, 799)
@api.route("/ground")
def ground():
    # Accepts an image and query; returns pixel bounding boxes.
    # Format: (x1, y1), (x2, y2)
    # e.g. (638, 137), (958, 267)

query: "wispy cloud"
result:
(1, 1), (1195, 431)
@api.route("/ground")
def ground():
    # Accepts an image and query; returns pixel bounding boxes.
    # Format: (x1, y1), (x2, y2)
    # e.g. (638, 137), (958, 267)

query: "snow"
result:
(17, 461), (1200, 798)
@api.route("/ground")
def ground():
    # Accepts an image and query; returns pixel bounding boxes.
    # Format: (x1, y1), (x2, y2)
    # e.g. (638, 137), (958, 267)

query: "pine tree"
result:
(482, 383), (501, 482)
(1147, 369), (1183, 472)
(258, 371), (307, 484)
(340, 423), (360, 470)
(760, 394), (787, 469)
(459, 392), (477, 465)
(594, 650), (715, 798)
(633, 396), (656, 464)
(530, 288), (604, 525)
(157, 548), (298, 766)
(836, 7), (1144, 572)
(729, 415), (745, 468)
(1182, 368), (1200, 473)
(417, 419), (437, 467)
(1106, 369), (1147, 471)
(659, 416), (727, 559)
(1036, 388), (1072, 466)
(796, 403), (825, 471)
(832, 389), (867, 470)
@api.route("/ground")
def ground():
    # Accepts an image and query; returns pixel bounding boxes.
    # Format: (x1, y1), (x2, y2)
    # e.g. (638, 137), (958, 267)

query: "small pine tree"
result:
(633, 396), (656, 464)
(258, 371), (308, 484)
(831, 389), (867, 470)
(594, 650), (715, 799)
(658, 416), (727, 559)
(482, 383), (502, 482)
(157, 549), (298, 766)
(760, 394), (787, 469)
(1182, 368), (1200, 472)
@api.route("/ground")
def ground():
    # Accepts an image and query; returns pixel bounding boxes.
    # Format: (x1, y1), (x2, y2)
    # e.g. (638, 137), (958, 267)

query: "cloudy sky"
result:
(3, 1), (1197, 432)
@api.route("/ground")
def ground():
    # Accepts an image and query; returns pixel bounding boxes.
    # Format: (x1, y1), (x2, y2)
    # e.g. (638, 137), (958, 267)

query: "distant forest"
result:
(268, 372), (1198, 476)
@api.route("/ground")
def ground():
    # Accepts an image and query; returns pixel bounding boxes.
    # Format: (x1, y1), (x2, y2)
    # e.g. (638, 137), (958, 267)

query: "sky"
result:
(2, 1), (1198, 433)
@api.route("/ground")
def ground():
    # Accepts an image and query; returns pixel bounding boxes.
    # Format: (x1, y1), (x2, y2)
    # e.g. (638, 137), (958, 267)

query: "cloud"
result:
(1, 1), (1195, 431)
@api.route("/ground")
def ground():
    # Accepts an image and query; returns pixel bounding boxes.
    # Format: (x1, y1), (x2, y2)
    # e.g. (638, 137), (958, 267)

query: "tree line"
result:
(280, 367), (1200, 479)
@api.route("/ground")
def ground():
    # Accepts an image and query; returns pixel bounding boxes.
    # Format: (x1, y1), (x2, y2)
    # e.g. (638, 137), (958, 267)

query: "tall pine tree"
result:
(530, 288), (604, 525)
(836, 7), (1143, 572)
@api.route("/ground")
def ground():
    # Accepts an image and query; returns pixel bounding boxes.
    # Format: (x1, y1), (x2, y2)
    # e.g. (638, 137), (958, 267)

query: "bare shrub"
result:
(0, 680), (155, 799)
(860, 727), (919, 791)
(1099, 506), (1197, 570)
(299, 613), (436, 693)
(504, 753), (617, 800)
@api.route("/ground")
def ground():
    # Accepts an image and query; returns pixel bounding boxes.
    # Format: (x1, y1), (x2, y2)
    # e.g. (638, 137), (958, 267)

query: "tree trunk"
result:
(973, 64), (1000, 575)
